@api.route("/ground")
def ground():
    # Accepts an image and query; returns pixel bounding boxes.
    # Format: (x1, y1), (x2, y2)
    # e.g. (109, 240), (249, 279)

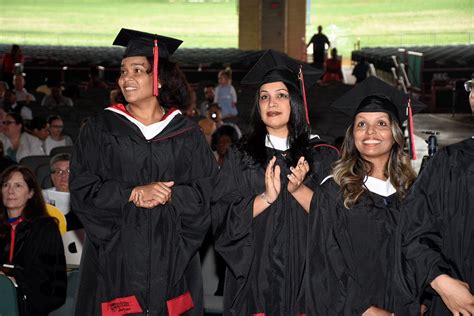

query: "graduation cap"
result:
(113, 28), (183, 97)
(331, 76), (427, 159)
(241, 49), (323, 126)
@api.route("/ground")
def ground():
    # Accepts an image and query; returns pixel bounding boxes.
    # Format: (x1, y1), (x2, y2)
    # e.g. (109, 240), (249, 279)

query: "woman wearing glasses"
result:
(0, 112), (45, 162)
(44, 115), (73, 155)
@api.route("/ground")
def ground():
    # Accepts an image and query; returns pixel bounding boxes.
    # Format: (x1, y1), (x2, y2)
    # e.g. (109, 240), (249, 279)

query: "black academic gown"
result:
(395, 138), (474, 315)
(70, 108), (217, 316)
(0, 217), (67, 316)
(212, 143), (338, 315)
(306, 178), (401, 315)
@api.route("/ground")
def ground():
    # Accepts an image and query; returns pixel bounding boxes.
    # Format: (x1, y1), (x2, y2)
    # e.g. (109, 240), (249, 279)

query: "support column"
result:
(239, 0), (306, 60)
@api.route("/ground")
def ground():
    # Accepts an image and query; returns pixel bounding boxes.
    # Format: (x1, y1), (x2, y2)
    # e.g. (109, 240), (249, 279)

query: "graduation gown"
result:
(306, 178), (401, 315)
(0, 217), (67, 316)
(395, 138), (474, 315)
(70, 108), (217, 316)
(212, 143), (338, 315)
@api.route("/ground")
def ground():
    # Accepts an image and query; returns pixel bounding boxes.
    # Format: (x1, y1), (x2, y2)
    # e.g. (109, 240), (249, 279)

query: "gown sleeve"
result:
(13, 218), (67, 314)
(168, 130), (218, 269)
(307, 144), (340, 188)
(395, 150), (451, 309)
(70, 119), (133, 244)
(211, 148), (255, 281)
(306, 182), (350, 315)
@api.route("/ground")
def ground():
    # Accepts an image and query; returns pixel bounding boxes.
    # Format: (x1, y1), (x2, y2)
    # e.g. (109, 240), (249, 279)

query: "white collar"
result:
(265, 134), (289, 151)
(320, 175), (396, 197)
(106, 104), (181, 140)
(363, 176), (396, 197)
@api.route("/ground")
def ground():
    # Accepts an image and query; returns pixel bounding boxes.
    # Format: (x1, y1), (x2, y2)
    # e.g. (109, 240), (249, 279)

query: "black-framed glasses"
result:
(1, 121), (16, 125)
(52, 169), (70, 176)
(464, 80), (473, 92)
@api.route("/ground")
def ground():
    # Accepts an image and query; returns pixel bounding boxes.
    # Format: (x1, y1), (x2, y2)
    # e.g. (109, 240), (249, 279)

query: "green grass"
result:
(0, 0), (473, 58)
(307, 0), (474, 58)
(0, 0), (239, 48)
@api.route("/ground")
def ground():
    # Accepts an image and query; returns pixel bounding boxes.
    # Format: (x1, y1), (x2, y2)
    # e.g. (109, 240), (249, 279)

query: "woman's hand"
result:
(287, 156), (309, 193)
(264, 156), (280, 204)
(129, 181), (175, 209)
(431, 274), (474, 315)
(362, 306), (394, 316)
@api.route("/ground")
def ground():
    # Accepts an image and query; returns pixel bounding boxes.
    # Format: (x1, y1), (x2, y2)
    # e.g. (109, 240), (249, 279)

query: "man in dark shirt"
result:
(307, 25), (331, 69)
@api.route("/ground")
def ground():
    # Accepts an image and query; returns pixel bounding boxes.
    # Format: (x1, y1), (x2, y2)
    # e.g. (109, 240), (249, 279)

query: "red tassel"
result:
(153, 39), (159, 97)
(408, 98), (416, 160)
(298, 65), (310, 126)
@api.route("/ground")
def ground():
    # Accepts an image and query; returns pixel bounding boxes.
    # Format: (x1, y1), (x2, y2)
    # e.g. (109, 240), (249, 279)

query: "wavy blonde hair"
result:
(332, 114), (416, 209)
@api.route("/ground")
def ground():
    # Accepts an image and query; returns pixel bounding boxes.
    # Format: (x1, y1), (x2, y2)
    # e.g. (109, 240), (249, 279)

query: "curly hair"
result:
(238, 83), (311, 168)
(145, 57), (190, 110)
(332, 113), (416, 208)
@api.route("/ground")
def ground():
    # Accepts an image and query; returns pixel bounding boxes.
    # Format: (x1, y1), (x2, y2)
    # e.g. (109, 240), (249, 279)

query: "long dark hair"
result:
(0, 166), (49, 240)
(146, 57), (190, 110)
(332, 113), (416, 208)
(238, 83), (311, 167)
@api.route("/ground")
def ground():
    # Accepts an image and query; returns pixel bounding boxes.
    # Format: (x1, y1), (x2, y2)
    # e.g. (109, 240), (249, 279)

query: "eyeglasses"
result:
(1, 121), (16, 125)
(464, 80), (473, 92)
(50, 125), (64, 129)
(52, 169), (70, 176)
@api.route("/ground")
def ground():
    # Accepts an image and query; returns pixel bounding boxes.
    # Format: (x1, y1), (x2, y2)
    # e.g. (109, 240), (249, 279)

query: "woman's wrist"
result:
(260, 192), (273, 205)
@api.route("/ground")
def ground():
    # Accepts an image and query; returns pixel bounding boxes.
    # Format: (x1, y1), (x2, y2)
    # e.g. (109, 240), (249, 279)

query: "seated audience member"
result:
(0, 112), (45, 162)
(43, 153), (82, 231)
(3, 90), (33, 121)
(29, 116), (49, 143)
(0, 81), (9, 106)
(207, 102), (242, 139)
(352, 57), (369, 83)
(41, 81), (73, 108)
(44, 115), (73, 155)
(199, 84), (215, 118)
(198, 117), (217, 146)
(13, 74), (36, 104)
(322, 48), (343, 83)
(211, 124), (239, 167)
(0, 165), (67, 315)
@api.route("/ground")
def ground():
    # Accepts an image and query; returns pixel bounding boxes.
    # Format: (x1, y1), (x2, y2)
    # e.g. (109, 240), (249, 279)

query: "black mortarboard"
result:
(113, 28), (183, 96)
(113, 28), (182, 59)
(241, 49), (323, 125)
(241, 49), (322, 90)
(330, 76), (427, 159)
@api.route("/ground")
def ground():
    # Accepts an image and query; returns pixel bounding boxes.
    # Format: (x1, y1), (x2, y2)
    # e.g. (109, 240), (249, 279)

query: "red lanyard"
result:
(8, 217), (24, 264)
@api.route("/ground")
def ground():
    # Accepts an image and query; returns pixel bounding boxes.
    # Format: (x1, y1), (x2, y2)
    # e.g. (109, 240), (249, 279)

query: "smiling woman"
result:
(70, 28), (218, 315)
(211, 50), (339, 315)
(306, 77), (419, 315)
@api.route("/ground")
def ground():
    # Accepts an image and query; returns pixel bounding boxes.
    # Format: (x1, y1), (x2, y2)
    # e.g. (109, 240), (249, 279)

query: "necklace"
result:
(266, 134), (289, 157)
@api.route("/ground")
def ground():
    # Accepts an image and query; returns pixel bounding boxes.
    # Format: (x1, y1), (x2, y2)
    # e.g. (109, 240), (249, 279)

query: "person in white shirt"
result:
(3, 89), (33, 121)
(42, 153), (82, 231)
(0, 112), (45, 162)
(13, 74), (36, 103)
(44, 115), (73, 155)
